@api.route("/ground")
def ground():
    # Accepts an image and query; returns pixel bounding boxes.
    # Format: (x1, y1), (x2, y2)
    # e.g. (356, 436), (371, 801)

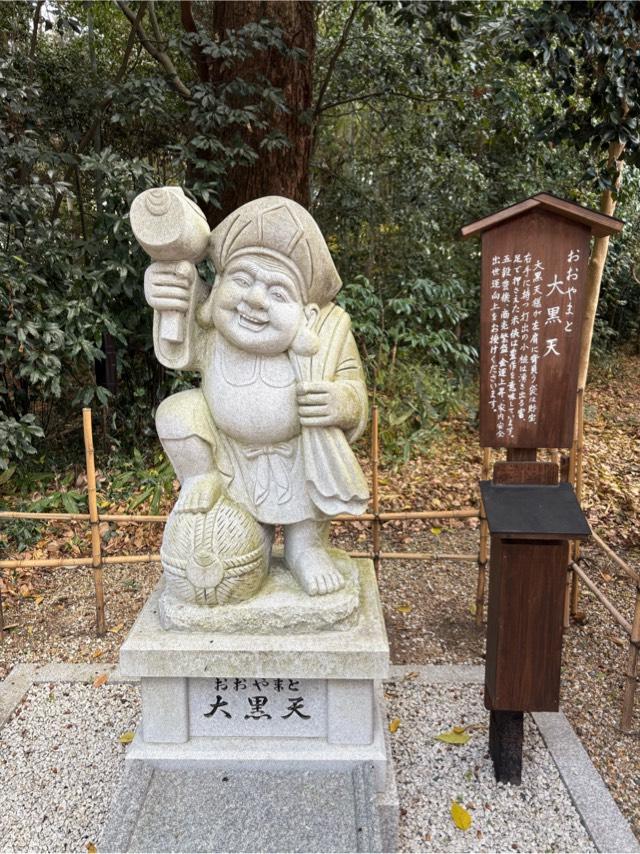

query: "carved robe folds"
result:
(155, 302), (369, 526)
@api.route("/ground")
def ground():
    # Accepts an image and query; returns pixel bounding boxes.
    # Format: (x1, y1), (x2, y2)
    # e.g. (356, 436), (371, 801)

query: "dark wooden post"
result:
(462, 193), (622, 784)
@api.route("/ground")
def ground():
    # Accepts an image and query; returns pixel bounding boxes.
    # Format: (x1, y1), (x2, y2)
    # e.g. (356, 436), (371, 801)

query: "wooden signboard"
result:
(462, 193), (623, 449)
(480, 212), (589, 448)
(461, 194), (622, 784)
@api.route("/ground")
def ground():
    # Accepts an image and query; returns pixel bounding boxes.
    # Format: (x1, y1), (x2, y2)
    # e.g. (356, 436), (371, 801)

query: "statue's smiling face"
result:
(212, 254), (307, 354)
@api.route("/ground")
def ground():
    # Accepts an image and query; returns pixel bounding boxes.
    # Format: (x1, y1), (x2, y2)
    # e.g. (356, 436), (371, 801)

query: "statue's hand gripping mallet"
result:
(130, 187), (210, 343)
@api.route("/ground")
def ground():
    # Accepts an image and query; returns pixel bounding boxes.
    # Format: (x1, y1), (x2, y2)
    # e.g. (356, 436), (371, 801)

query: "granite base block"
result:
(126, 686), (388, 791)
(120, 558), (388, 680)
(101, 763), (387, 853)
(120, 558), (390, 770)
(109, 557), (398, 850)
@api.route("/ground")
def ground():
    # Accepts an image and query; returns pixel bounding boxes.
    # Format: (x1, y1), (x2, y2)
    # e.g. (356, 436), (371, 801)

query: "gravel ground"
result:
(357, 525), (640, 842)
(0, 682), (139, 853)
(0, 674), (596, 854)
(386, 674), (595, 853)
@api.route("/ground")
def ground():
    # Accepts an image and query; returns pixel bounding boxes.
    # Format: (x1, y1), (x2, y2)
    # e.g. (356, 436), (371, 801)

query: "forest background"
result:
(2, 0), (640, 536)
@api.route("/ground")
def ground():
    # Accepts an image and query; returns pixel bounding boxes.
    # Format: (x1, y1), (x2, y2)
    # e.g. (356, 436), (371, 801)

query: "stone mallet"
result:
(130, 186), (210, 343)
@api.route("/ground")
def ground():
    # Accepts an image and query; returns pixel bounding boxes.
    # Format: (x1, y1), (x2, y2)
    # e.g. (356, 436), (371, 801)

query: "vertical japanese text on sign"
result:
(480, 211), (591, 448)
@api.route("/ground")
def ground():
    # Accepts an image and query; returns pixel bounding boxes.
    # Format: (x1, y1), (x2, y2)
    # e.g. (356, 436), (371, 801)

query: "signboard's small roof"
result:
(461, 192), (623, 239)
(479, 482), (590, 540)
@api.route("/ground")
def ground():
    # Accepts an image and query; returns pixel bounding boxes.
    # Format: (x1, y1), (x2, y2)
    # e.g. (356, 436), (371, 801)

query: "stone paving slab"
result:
(101, 763), (383, 853)
(0, 664), (36, 728)
(534, 711), (640, 854)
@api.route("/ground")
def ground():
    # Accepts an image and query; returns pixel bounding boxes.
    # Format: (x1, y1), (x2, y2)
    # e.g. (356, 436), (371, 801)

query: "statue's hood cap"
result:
(209, 196), (341, 306)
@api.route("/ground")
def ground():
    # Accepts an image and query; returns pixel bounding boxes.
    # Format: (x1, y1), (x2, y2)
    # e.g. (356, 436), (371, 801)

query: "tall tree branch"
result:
(116, 0), (192, 100)
(577, 139), (626, 390)
(180, 0), (210, 82)
(51, 3), (145, 223)
(313, 1), (359, 120)
(318, 90), (461, 113)
(146, 0), (165, 48)
(29, 1), (44, 60)
(78, 2), (143, 151)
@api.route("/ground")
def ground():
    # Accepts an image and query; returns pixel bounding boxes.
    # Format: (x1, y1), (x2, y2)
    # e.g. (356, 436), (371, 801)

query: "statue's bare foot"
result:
(175, 473), (222, 514)
(285, 545), (344, 596)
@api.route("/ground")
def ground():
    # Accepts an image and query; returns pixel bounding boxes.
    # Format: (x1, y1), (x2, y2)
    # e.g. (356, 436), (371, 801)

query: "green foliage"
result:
(375, 361), (476, 464)
(338, 271), (476, 460)
(108, 446), (175, 515)
(0, 443), (175, 553)
(0, 461), (88, 553)
(0, 415), (45, 469)
(312, 0), (590, 397)
(338, 274), (476, 375)
(2, 0), (640, 480)
(494, 1), (640, 185)
(590, 169), (640, 353)
(112, 13), (299, 206)
(0, 1), (302, 470)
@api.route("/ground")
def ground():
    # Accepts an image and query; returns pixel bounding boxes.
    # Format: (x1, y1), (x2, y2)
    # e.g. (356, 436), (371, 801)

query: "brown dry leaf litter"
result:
(0, 355), (638, 838)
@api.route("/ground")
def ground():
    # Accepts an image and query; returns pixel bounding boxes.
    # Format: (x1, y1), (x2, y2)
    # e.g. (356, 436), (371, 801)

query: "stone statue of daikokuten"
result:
(131, 190), (369, 613)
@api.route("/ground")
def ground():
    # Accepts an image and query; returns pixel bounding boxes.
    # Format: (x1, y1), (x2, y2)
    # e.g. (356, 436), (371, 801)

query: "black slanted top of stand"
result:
(479, 481), (590, 540)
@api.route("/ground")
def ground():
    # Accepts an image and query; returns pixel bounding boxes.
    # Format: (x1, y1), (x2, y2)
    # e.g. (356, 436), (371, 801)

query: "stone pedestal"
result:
(107, 556), (398, 852)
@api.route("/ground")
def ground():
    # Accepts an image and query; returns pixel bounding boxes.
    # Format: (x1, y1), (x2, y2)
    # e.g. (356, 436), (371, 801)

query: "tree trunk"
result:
(183, 1), (315, 226)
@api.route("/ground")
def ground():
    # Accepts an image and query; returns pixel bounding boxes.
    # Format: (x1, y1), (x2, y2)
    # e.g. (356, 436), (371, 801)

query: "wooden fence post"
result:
(371, 405), (381, 579)
(83, 408), (106, 635)
(571, 388), (585, 617)
(621, 585), (640, 733)
(476, 447), (491, 626)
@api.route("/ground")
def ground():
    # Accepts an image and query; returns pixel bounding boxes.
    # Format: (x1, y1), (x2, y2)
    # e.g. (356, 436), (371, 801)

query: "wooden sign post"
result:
(462, 193), (622, 783)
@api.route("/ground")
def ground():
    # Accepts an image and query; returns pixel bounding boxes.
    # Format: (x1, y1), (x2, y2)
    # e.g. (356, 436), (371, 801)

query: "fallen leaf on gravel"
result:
(93, 673), (108, 688)
(430, 527), (442, 536)
(436, 728), (471, 745)
(451, 801), (472, 830)
(91, 648), (104, 660)
(86, 843), (97, 853)
(33, 595), (44, 606)
(404, 671), (418, 679)
(610, 636), (625, 647)
(395, 604), (413, 614)
(109, 622), (125, 634)
(389, 718), (401, 733)
(119, 731), (135, 745)
(1, 623), (19, 631)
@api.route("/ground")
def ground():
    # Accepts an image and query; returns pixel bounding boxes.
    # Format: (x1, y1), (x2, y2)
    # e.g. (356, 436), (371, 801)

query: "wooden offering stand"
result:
(462, 194), (622, 784)
(480, 455), (589, 783)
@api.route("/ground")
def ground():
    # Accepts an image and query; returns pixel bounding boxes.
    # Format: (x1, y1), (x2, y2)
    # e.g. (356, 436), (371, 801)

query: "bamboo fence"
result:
(0, 405), (637, 730)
